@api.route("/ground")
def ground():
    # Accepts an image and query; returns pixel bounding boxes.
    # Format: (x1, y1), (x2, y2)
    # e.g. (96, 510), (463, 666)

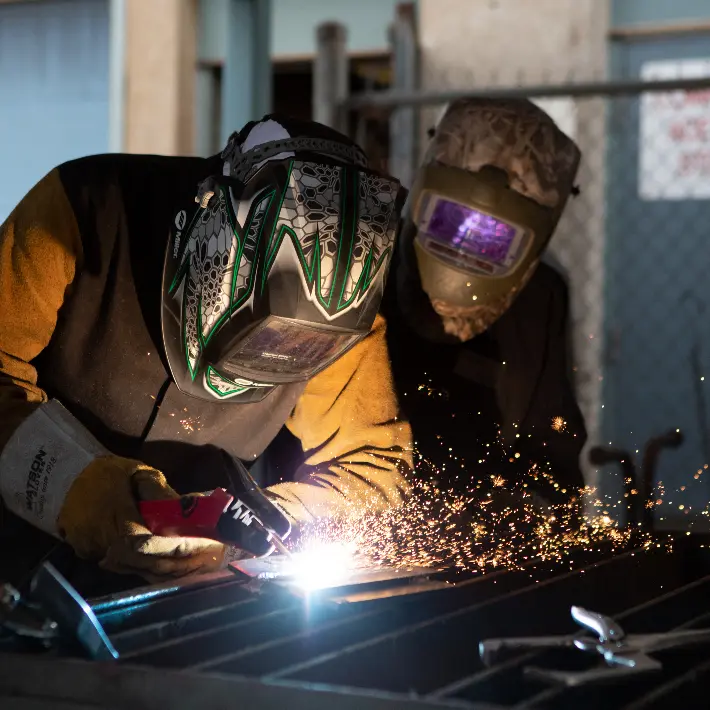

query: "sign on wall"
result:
(640, 58), (710, 201)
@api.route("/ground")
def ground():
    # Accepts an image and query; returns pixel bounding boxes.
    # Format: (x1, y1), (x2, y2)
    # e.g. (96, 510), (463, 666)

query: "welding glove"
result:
(62, 459), (245, 581)
(100, 528), (247, 582)
(0, 400), (243, 581)
(61, 456), (244, 580)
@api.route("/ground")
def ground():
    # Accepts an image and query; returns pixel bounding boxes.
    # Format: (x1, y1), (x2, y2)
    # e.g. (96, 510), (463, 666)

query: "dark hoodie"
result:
(381, 228), (587, 501)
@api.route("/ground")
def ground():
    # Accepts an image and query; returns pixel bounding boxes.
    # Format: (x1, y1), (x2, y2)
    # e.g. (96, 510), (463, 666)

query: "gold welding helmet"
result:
(405, 98), (581, 339)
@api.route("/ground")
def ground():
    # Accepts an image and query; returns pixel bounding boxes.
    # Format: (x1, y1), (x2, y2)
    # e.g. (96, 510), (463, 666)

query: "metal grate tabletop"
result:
(41, 536), (705, 709)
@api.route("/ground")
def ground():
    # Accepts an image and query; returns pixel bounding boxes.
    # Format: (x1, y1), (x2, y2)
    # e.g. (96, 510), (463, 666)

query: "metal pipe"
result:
(588, 446), (638, 528)
(343, 76), (710, 110)
(640, 429), (685, 532)
(388, 3), (418, 188)
(313, 22), (348, 133)
(108, 0), (126, 151)
(90, 571), (239, 613)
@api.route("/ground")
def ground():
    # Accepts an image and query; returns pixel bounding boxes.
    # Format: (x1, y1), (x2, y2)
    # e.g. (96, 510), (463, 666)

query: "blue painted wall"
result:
(199, 0), (400, 62)
(0, 0), (109, 222)
(605, 0), (710, 528)
(271, 0), (399, 56)
(196, 0), (400, 156)
(198, 0), (228, 63)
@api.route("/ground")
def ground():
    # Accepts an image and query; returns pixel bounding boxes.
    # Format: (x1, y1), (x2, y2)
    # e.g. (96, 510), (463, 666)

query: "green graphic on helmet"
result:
(204, 366), (273, 399)
(160, 116), (408, 404)
(169, 186), (274, 381)
(262, 162), (397, 314)
(171, 161), (399, 384)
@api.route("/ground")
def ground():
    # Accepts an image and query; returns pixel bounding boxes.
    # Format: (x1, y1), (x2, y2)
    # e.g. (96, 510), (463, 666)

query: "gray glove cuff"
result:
(0, 400), (108, 535)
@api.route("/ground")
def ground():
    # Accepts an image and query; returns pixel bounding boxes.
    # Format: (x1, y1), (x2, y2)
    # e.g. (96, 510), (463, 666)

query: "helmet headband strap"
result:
(223, 137), (369, 183)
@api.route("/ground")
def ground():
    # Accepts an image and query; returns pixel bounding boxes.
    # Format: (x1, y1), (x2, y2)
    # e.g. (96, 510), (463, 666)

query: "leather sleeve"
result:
(0, 169), (82, 453)
(265, 314), (414, 525)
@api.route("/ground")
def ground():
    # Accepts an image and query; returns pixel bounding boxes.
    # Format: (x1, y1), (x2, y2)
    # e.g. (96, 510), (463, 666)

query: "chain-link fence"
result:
(342, 77), (710, 530)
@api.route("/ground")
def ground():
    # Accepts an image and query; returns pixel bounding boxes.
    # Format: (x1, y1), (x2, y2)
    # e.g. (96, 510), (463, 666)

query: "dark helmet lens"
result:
(221, 317), (362, 381)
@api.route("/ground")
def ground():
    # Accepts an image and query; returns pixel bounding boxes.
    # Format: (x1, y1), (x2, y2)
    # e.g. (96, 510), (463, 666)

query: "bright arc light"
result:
(287, 541), (357, 591)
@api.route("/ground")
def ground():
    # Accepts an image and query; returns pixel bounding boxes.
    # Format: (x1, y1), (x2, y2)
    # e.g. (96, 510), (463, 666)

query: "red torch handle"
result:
(139, 488), (234, 539)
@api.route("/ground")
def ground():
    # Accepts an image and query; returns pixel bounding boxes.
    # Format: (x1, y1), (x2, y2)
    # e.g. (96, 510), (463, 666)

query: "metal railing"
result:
(313, 12), (710, 528)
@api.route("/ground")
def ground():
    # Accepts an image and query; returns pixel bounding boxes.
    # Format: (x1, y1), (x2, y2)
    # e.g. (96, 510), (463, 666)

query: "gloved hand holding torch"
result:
(98, 452), (293, 581)
(3, 401), (291, 583)
(62, 458), (237, 581)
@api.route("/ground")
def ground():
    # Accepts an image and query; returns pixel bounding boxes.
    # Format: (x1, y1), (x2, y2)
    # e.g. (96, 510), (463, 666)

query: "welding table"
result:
(3, 534), (710, 710)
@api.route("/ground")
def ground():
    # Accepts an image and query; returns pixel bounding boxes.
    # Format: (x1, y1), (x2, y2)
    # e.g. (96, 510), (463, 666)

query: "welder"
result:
(382, 98), (586, 505)
(0, 115), (412, 588)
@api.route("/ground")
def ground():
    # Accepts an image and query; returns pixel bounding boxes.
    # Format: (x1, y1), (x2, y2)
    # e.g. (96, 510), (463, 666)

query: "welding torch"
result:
(139, 454), (292, 559)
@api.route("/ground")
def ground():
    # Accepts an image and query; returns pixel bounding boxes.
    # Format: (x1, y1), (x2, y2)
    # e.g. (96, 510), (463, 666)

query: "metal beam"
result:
(313, 22), (348, 133)
(345, 75), (710, 110)
(388, 3), (418, 187)
(107, 0), (126, 151)
(0, 653), (466, 710)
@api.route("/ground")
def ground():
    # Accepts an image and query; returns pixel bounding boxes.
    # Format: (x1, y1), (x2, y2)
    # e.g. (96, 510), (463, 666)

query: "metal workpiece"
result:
(4, 538), (710, 708)
(234, 557), (450, 605)
(1, 563), (118, 661)
(91, 570), (239, 615)
(232, 554), (440, 584)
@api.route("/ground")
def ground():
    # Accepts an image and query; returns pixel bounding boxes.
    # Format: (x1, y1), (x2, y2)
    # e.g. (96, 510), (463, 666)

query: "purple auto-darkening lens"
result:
(427, 198), (517, 265)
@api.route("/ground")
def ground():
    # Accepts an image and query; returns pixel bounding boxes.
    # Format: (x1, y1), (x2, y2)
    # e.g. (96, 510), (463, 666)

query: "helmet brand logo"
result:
(173, 210), (187, 259)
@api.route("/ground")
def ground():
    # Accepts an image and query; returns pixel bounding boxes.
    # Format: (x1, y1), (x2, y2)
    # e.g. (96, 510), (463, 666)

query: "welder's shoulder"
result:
(53, 153), (212, 249)
(3, 156), (133, 273)
(0, 167), (82, 311)
(2, 152), (200, 278)
(56, 153), (208, 198)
